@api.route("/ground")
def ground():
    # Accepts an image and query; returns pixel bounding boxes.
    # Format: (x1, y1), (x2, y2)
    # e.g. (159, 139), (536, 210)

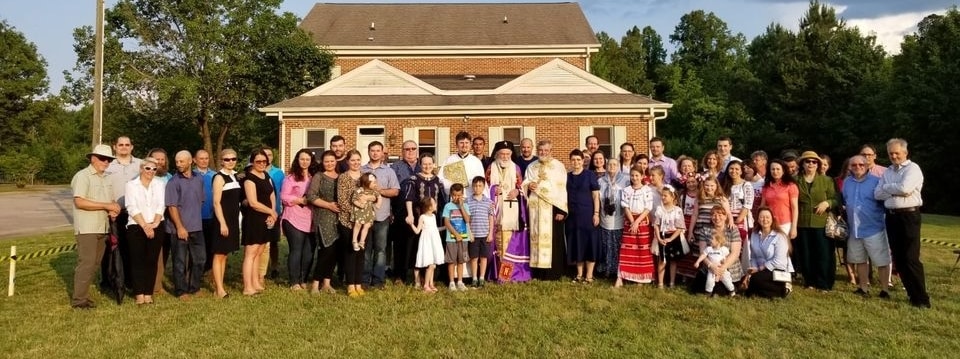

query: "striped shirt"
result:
(466, 195), (494, 238)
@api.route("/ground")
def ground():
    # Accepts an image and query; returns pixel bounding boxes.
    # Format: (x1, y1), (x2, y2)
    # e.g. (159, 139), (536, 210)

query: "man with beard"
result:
(522, 140), (568, 280)
(516, 138), (538, 174)
(165, 150), (206, 299)
(439, 131), (485, 198)
(486, 140), (531, 283)
(330, 135), (348, 173)
(647, 137), (678, 185)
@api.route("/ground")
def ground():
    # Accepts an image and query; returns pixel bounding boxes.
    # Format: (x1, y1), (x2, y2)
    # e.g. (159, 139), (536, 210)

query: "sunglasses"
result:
(803, 160), (819, 164)
(222, 157), (238, 162)
(849, 163), (866, 167)
(254, 160), (269, 164)
(143, 166), (157, 171)
(403, 147), (417, 151)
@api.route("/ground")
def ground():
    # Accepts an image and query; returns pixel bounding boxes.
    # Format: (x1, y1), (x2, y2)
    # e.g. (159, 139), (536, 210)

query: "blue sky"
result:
(1, 0), (952, 95)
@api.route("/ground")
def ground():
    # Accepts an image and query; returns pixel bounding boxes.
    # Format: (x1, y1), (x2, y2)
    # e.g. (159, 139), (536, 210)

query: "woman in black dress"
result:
(211, 148), (241, 298)
(242, 149), (277, 296)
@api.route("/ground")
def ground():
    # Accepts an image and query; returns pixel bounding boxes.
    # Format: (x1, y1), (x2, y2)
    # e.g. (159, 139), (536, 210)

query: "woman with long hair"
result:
(744, 207), (793, 298)
(618, 143), (636, 173)
(280, 149), (319, 290)
(337, 150), (366, 297)
(701, 150), (722, 179)
(307, 150), (341, 294)
(241, 149), (277, 296)
(590, 150), (607, 179)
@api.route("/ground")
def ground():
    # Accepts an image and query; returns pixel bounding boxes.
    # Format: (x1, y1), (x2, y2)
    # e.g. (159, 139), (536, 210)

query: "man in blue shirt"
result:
(195, 149), (216, 272)
(361, 141), (400, 289)
(166, 150), (206, 299)
(842, 155), (889, 299)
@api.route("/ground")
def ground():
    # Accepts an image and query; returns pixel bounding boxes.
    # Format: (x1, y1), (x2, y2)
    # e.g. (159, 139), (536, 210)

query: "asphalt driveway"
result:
(0, 187), (74, 240)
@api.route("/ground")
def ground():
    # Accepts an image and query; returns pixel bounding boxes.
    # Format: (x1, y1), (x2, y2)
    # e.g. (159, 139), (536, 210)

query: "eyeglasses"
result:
(116, 144), (132, 147)
(403, 147), (417, 151)
(803, 160), (819, 165)
(859, 153), (876, 157)
(254, 160), (268, 164)
(143, 166), (157, 171)
(849, 164), (866, 167)
(222, 158), (238, 162)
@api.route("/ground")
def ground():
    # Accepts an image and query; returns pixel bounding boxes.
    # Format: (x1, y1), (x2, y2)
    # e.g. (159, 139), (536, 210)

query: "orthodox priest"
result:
(486, 140), (531, 282)
(522, 139), (568, 280)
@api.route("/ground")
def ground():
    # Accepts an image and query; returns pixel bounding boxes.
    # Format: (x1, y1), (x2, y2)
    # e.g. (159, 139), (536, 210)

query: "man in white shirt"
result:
(874, 138), (929, 308)
(717, 136), (741, 172)
(439, 131), (485, 198)
(102, 136), (141, 290)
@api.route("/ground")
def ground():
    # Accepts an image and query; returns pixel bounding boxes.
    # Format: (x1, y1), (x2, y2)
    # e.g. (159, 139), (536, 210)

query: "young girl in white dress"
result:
(412, 197), (444, 293)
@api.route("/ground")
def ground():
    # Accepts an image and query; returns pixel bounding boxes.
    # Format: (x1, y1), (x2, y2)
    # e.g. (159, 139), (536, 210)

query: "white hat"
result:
(86, 144), (115, 160)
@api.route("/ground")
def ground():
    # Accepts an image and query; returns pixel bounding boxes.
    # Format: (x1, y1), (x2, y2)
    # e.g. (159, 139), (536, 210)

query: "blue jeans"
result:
(362, 220), (389, 286)
(171, 231), (206, 296)
(283, 220), (315, 286)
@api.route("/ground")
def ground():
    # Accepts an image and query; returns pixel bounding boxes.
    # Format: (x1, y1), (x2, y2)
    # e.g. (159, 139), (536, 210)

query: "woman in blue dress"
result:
(566, 149), (601, 283)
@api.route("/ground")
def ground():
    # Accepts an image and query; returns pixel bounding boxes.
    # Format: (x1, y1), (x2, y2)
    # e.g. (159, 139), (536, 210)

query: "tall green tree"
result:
(65, 0), (334, 157)
(745, 1), (886, 160)
(890, 8), (960, 213)
(0, 21), (49, 149)
(659, 11), (753, 157)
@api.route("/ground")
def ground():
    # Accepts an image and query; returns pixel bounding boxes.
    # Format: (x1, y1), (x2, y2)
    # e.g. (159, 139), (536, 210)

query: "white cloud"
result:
(845, 10), (946, 54)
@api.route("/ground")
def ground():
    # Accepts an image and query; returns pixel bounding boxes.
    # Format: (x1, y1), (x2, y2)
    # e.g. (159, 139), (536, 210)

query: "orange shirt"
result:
(761, 182), (798, 225)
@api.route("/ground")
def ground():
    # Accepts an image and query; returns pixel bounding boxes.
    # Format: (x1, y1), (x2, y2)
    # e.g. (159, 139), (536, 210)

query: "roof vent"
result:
(503, 16), (508, 24)
(370, 22), (375, 30)
(367, 37), (374, 41)
(462, 75), (476, 81)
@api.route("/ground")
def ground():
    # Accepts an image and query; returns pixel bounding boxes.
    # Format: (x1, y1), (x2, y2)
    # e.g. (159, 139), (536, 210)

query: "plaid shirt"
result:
(466, 195), (494, 238)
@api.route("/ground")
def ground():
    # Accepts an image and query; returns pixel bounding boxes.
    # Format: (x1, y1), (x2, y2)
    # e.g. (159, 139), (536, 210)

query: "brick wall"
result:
(336, 56), (587, 75)
(280, 115), (650, 168)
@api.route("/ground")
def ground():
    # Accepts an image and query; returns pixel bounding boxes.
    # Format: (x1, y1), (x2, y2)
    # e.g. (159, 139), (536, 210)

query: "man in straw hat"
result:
(70, 144), (122, 309)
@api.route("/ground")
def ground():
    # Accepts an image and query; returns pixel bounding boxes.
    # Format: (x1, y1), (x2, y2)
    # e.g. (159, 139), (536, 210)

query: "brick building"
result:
(261, 2), (671, 167)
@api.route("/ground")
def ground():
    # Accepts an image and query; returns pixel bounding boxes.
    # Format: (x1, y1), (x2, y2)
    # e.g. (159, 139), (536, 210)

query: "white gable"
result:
(497, 59), (630, 95)
(302, 59), (439, 96)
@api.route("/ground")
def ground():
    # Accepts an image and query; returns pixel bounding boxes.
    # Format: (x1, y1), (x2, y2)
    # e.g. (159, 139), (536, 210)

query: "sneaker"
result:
(448, 282), (457, 292)
(477, 279), (485, 288)
(879, 291), (890, 299)
(456, 282), (467, 291)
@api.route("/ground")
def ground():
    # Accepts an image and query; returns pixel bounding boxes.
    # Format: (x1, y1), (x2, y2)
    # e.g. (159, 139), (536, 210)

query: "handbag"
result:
(772, 270), (792, 283)
(825, 212), (848, 240)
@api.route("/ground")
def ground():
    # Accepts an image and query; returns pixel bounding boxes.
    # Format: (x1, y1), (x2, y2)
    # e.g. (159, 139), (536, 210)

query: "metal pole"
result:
(7, 246), (15, 297)
(91, 0), (105, 148)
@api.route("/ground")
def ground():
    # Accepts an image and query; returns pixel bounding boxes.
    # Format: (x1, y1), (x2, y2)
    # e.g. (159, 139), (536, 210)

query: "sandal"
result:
(572, 276), (583, 284)
(584, 277), (594, 284)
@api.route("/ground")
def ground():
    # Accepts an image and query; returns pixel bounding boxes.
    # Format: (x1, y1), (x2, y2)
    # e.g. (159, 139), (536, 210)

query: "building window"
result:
(305, 129), (326, 158)
(593, 127), (612, 158)
(418, 129), (436, 157)
(502, 127), (522, 153)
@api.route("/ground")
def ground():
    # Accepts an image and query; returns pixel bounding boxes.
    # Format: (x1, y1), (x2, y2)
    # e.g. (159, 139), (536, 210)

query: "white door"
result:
(356, 127), (386, 164)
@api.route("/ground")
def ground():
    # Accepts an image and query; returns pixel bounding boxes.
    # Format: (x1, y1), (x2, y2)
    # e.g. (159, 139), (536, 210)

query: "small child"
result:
(443, 183), (472, 291)
(411, 197), (444, 293)
(351, 173), (381, 252)
(466, 176), (494, 288)
(694, 234), (736, 297)
(653, 186), (686, 288)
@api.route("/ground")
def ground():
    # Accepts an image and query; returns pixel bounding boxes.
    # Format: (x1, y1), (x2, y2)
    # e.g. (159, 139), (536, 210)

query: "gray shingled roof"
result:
(264, 94), (666, 110)
(300, 2), (599, 47)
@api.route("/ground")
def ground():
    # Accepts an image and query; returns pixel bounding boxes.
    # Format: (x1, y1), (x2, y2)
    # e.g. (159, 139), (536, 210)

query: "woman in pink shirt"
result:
(759, 159), (798, 240)
(281, 149), (319, 290)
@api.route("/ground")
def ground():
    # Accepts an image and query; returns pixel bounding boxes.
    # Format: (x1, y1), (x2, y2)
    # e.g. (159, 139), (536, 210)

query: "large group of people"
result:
(68, 132), (931, 309)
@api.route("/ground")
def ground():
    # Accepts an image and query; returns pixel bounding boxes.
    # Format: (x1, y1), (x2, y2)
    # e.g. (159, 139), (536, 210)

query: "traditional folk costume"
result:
(619, 184), (655, 283)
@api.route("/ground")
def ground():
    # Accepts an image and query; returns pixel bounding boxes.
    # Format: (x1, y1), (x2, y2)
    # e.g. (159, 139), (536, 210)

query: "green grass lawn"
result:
(1, 217), (958, 358)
